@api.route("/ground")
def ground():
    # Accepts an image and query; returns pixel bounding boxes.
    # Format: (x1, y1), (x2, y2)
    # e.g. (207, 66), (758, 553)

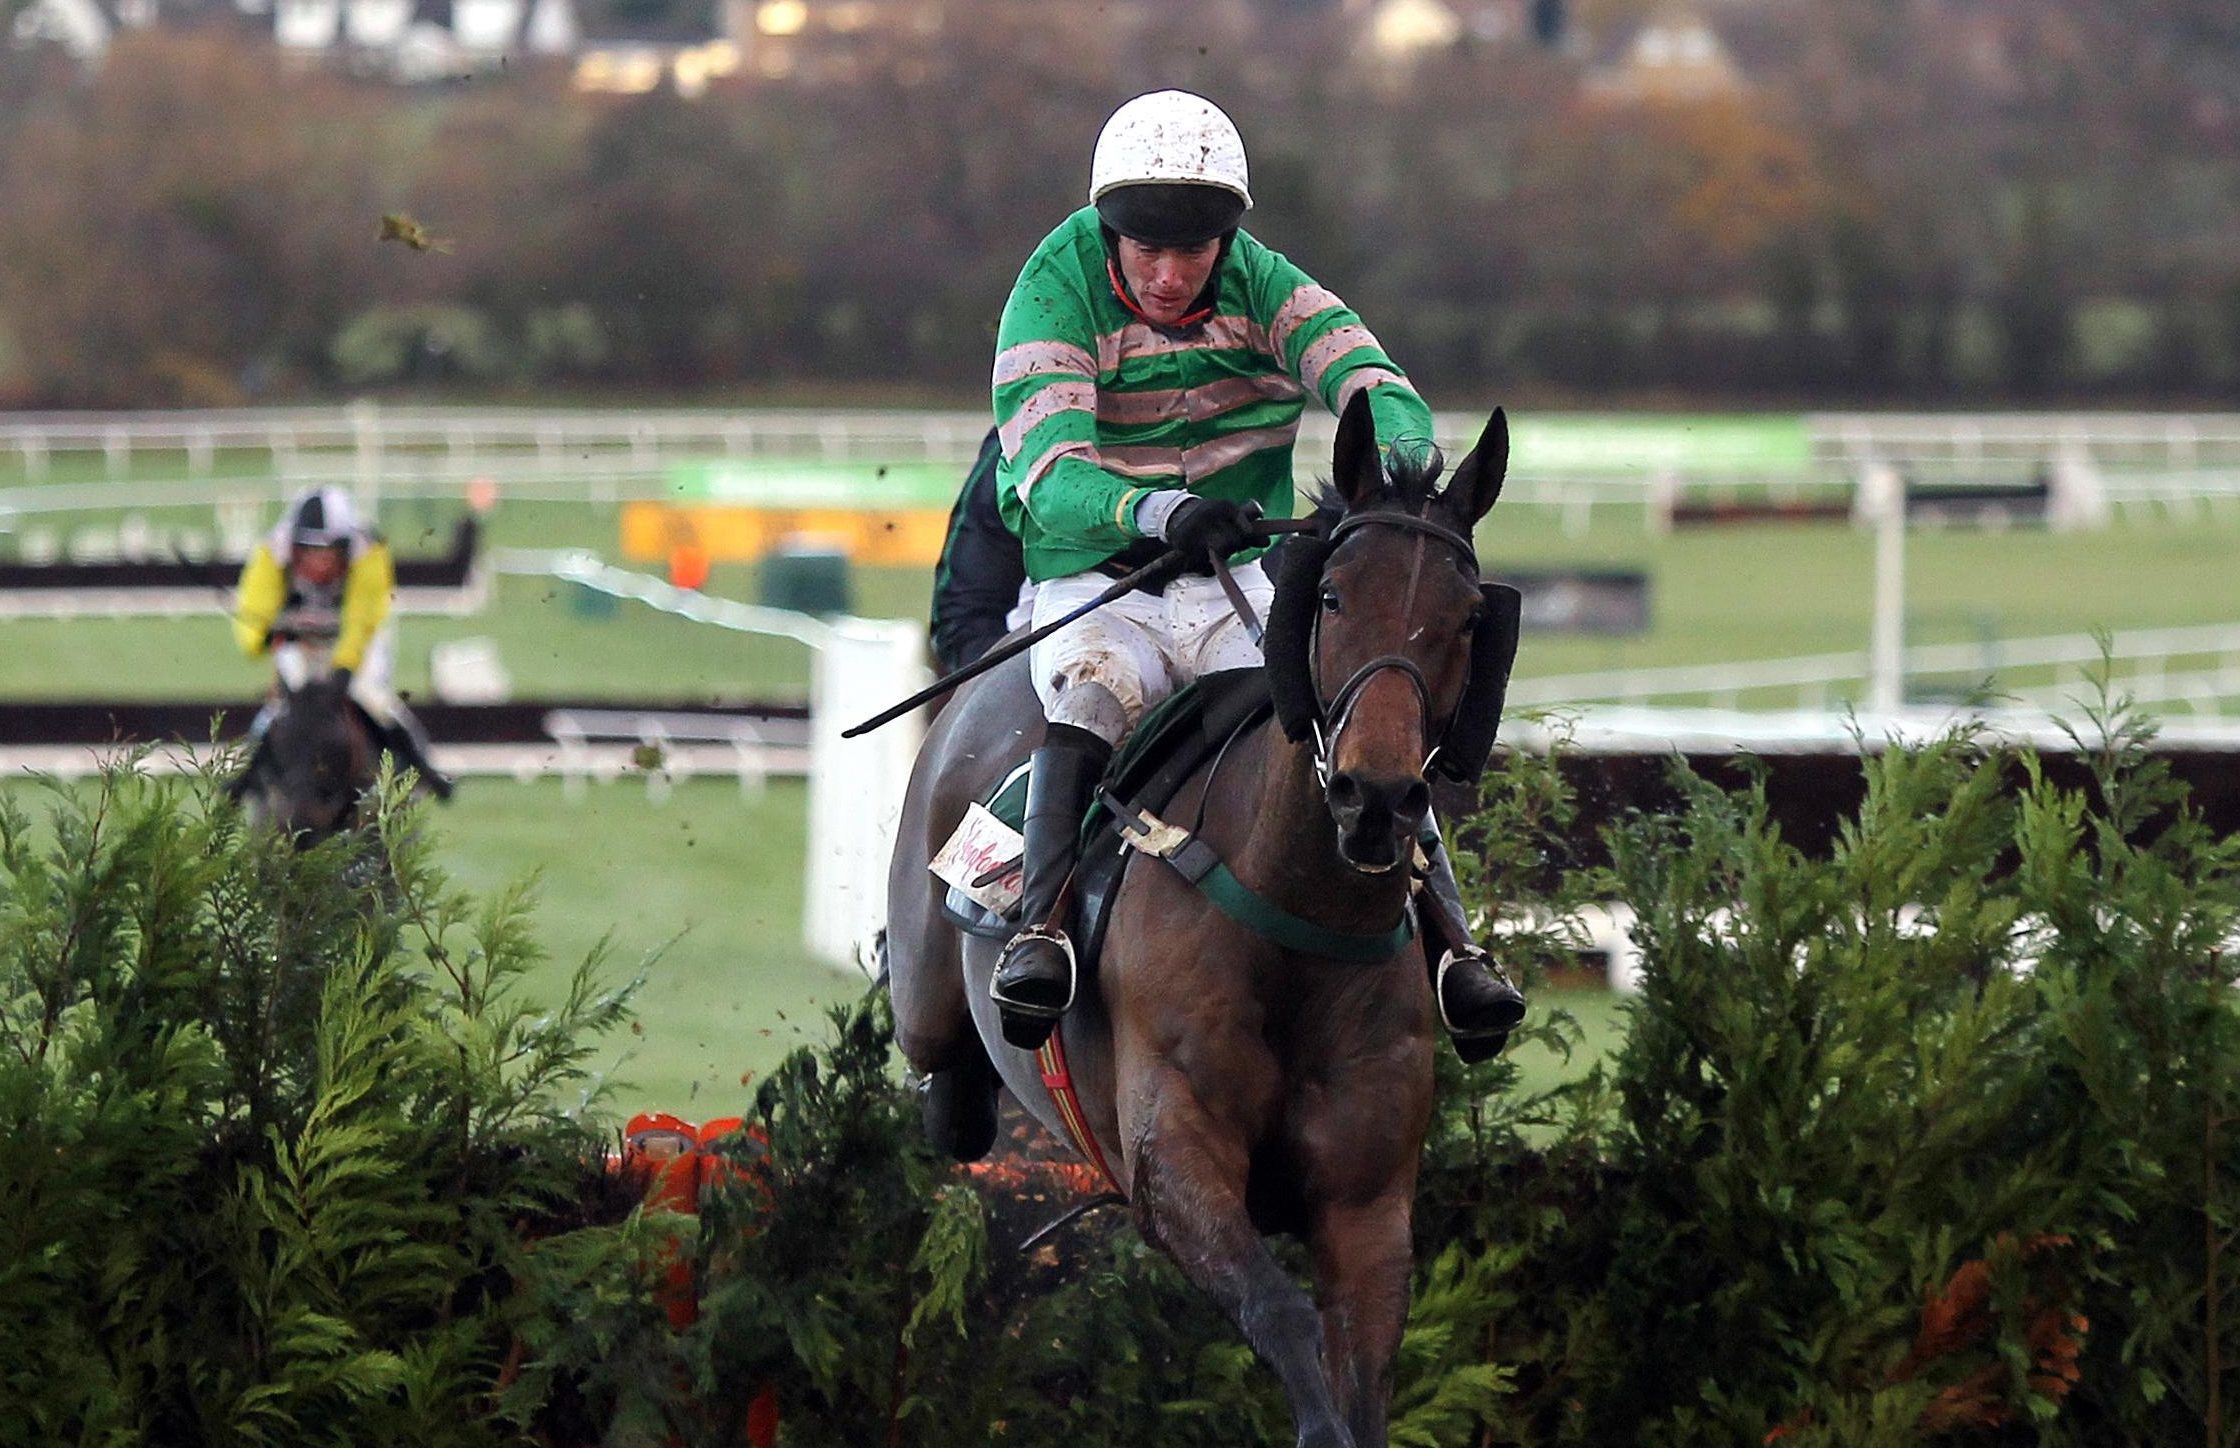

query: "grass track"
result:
(423, 776), (1631, 1115)
(424, 776), (862, 1114)
(4, 495), (2235, 701)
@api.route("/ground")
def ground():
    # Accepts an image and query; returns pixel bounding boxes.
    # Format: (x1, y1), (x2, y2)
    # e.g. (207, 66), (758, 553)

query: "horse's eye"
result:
(1319, 585), (1342, 615)
(1461, 605), (1485, 635)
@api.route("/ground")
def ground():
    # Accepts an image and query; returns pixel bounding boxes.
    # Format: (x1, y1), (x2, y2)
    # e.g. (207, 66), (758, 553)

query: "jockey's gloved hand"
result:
(1158, 495), (1259, 574)
(332, 666), (353, 690)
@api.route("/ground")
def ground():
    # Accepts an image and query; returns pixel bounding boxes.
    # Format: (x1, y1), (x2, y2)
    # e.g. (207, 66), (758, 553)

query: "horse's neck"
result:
(1224, 725), (1412, 933)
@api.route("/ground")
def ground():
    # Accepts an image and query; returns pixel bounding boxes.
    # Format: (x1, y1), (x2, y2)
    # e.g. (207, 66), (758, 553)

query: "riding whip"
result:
(840, 513), (1315, 739)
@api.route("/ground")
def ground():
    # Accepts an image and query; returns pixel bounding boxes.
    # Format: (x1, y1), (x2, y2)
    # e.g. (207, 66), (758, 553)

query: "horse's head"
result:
(1265, 392), (1513, 874)
(261, 674), (372, 842)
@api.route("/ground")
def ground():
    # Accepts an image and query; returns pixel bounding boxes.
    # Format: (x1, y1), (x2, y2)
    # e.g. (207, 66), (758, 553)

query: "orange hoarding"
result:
(620, 502), (951, 567)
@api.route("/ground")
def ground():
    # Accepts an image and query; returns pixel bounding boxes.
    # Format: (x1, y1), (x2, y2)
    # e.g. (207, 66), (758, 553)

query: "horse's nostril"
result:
(1327, 774), (1362, 810)
(1397, 780), (1430, 824)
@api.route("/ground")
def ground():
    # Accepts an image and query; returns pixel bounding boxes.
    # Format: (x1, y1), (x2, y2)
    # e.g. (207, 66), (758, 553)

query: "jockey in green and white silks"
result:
(985, 90), (1523, 1059)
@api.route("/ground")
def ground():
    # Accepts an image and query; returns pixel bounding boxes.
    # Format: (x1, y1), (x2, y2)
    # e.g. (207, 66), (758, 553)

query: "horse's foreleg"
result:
(886, 846), (971, 1075)
(1309, 1194), (1416, 1448)
(1134, 1124), (1354, 1448)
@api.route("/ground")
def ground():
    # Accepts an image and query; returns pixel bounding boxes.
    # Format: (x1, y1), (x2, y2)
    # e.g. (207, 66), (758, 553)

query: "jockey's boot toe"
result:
(424, 770), (457, 802)
(991, 926), (1076, 1050)
(918, 1067), (999, 1163)
(1438, 949), (1526, 1064)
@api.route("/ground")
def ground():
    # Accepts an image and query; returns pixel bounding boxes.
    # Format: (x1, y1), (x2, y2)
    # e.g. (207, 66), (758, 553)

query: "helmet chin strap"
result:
(1104, 257), (1217, 333)
(1097, 260), (1209, 333)
(1101, 225), (1235, 335)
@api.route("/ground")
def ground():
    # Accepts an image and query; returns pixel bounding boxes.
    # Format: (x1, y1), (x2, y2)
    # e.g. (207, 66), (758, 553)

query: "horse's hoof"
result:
(919, 1069), (998, 1162)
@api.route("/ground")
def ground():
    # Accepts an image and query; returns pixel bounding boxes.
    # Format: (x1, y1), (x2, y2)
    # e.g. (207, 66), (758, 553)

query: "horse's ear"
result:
(1443, 409), (1508, 527)
(1332, 388), (1381, 508)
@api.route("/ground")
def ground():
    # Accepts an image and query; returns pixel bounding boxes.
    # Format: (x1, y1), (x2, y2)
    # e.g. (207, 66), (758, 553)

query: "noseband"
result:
(1306, 510), (1480, 788)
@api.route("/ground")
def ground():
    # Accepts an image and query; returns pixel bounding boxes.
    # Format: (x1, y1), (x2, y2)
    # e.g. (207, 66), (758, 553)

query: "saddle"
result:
(938, 670), (1275, 975)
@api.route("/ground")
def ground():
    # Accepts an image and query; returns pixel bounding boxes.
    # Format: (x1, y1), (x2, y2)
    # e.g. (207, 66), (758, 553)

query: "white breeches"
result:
(1027, 560), (1274, 746)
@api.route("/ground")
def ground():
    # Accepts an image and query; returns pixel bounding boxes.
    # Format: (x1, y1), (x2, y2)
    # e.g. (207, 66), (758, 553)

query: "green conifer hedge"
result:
(5, 696), (2233, 1447)
(0, 762), (633, 1446)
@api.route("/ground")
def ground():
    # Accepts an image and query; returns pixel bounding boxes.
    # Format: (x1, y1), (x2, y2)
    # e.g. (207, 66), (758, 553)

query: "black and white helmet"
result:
(273, 488), (361, 559)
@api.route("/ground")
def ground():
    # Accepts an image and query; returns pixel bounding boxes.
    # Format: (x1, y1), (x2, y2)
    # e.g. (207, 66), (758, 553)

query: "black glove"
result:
(1162, 496), (1258, 574)
(332, 666), (353, 690)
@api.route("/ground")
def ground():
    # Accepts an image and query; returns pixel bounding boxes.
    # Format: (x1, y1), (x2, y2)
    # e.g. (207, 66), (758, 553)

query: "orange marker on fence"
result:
(620, 1112), (780, 1447)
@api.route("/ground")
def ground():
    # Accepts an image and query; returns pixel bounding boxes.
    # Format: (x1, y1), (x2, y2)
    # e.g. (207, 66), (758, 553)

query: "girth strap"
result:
(1101, 791), (1414, 963)
(1036, 1025), (1120, 1193)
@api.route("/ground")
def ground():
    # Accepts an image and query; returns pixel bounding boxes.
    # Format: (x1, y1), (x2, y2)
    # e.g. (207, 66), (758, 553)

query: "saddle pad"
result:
(936, 669), (1275, 951)
(929, 765), (1029, 916)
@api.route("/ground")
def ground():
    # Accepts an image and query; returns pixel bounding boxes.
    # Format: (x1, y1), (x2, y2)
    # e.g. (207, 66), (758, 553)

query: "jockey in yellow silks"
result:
(231, 486), (454, 800)
(983, 90), (1520, 1058)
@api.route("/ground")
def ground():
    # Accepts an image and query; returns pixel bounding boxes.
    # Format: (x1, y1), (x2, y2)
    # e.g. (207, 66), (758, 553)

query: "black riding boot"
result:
(378, 717), (455, 801)
(989, 725), (1112, 1051)
(226, 702), (279, 802)
(1416, 835), (1526, 1064)
(226, 734), (275, 803)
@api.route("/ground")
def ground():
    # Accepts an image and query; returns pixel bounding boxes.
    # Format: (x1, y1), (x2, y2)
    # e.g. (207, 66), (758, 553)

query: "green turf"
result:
(0, 497), (935, 701)
(1503, 984), (1629, 1102)
(1, 488), (2233, 702)
(1482, 508), (2240, 684)
(423, 775), (862, 1115)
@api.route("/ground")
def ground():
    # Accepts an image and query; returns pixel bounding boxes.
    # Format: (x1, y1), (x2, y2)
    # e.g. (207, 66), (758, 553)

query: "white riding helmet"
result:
(1088, 90), (1253, 246)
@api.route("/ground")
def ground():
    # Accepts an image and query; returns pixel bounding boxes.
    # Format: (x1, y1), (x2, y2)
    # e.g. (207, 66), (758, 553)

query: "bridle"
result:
(1303, 510), (1480, 789)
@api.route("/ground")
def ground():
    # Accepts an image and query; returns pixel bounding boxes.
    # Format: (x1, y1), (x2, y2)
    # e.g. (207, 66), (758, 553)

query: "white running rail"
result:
(1511, 620), (2240, 716)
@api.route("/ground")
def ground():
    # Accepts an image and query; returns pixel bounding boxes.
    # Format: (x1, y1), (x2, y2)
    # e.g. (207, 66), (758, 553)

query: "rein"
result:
(1096, 507), (1480, 959)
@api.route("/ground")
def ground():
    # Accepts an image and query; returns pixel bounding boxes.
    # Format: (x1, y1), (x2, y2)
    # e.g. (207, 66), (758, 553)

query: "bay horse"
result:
(887, 395), (1510, 1447)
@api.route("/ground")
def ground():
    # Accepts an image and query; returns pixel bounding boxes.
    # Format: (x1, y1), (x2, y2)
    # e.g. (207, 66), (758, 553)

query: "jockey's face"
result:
(292, 543), (346, 587)
(1116, 236), (1222, 326)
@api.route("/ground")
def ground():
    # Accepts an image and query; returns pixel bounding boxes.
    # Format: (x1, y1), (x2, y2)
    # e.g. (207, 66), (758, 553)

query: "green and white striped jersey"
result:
(993, 207), (1434, 581)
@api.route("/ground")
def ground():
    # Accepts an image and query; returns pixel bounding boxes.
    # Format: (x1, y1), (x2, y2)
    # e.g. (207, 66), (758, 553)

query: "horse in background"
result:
(235, 671), (376, 844)
(887, 395), (1514, 1448)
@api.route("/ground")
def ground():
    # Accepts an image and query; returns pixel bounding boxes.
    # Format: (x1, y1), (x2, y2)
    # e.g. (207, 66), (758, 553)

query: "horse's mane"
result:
(1303, 435), (1448, 532)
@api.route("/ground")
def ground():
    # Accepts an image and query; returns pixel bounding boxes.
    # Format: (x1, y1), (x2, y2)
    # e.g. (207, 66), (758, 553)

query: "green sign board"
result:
(669, 459), (959, 508)
(1503, 414), (1810, 475)
(667, 415), (1812, 503)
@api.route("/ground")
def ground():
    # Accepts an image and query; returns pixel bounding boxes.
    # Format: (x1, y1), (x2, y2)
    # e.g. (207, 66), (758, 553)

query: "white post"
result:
(804, 618), (930, 969)
(2047, 438), (2109, 532)
(1592, 902), (1644, 995)
(1864, 460), (1906, 714)
(350, 397), (381, 514)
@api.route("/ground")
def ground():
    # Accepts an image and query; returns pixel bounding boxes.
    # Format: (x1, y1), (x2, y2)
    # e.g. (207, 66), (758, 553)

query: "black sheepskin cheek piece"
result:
(1264, 534), (1331, 742)
(1433, 582), (1522, 783)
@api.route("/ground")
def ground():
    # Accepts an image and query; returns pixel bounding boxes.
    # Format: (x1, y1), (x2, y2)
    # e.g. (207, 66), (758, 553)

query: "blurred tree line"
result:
(1, 0), (2237, 408)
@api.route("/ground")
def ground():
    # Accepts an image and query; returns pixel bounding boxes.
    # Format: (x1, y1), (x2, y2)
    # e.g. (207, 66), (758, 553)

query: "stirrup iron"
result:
(990, 925), (1079, 1020)
(1434, 946), (1525, 1040)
